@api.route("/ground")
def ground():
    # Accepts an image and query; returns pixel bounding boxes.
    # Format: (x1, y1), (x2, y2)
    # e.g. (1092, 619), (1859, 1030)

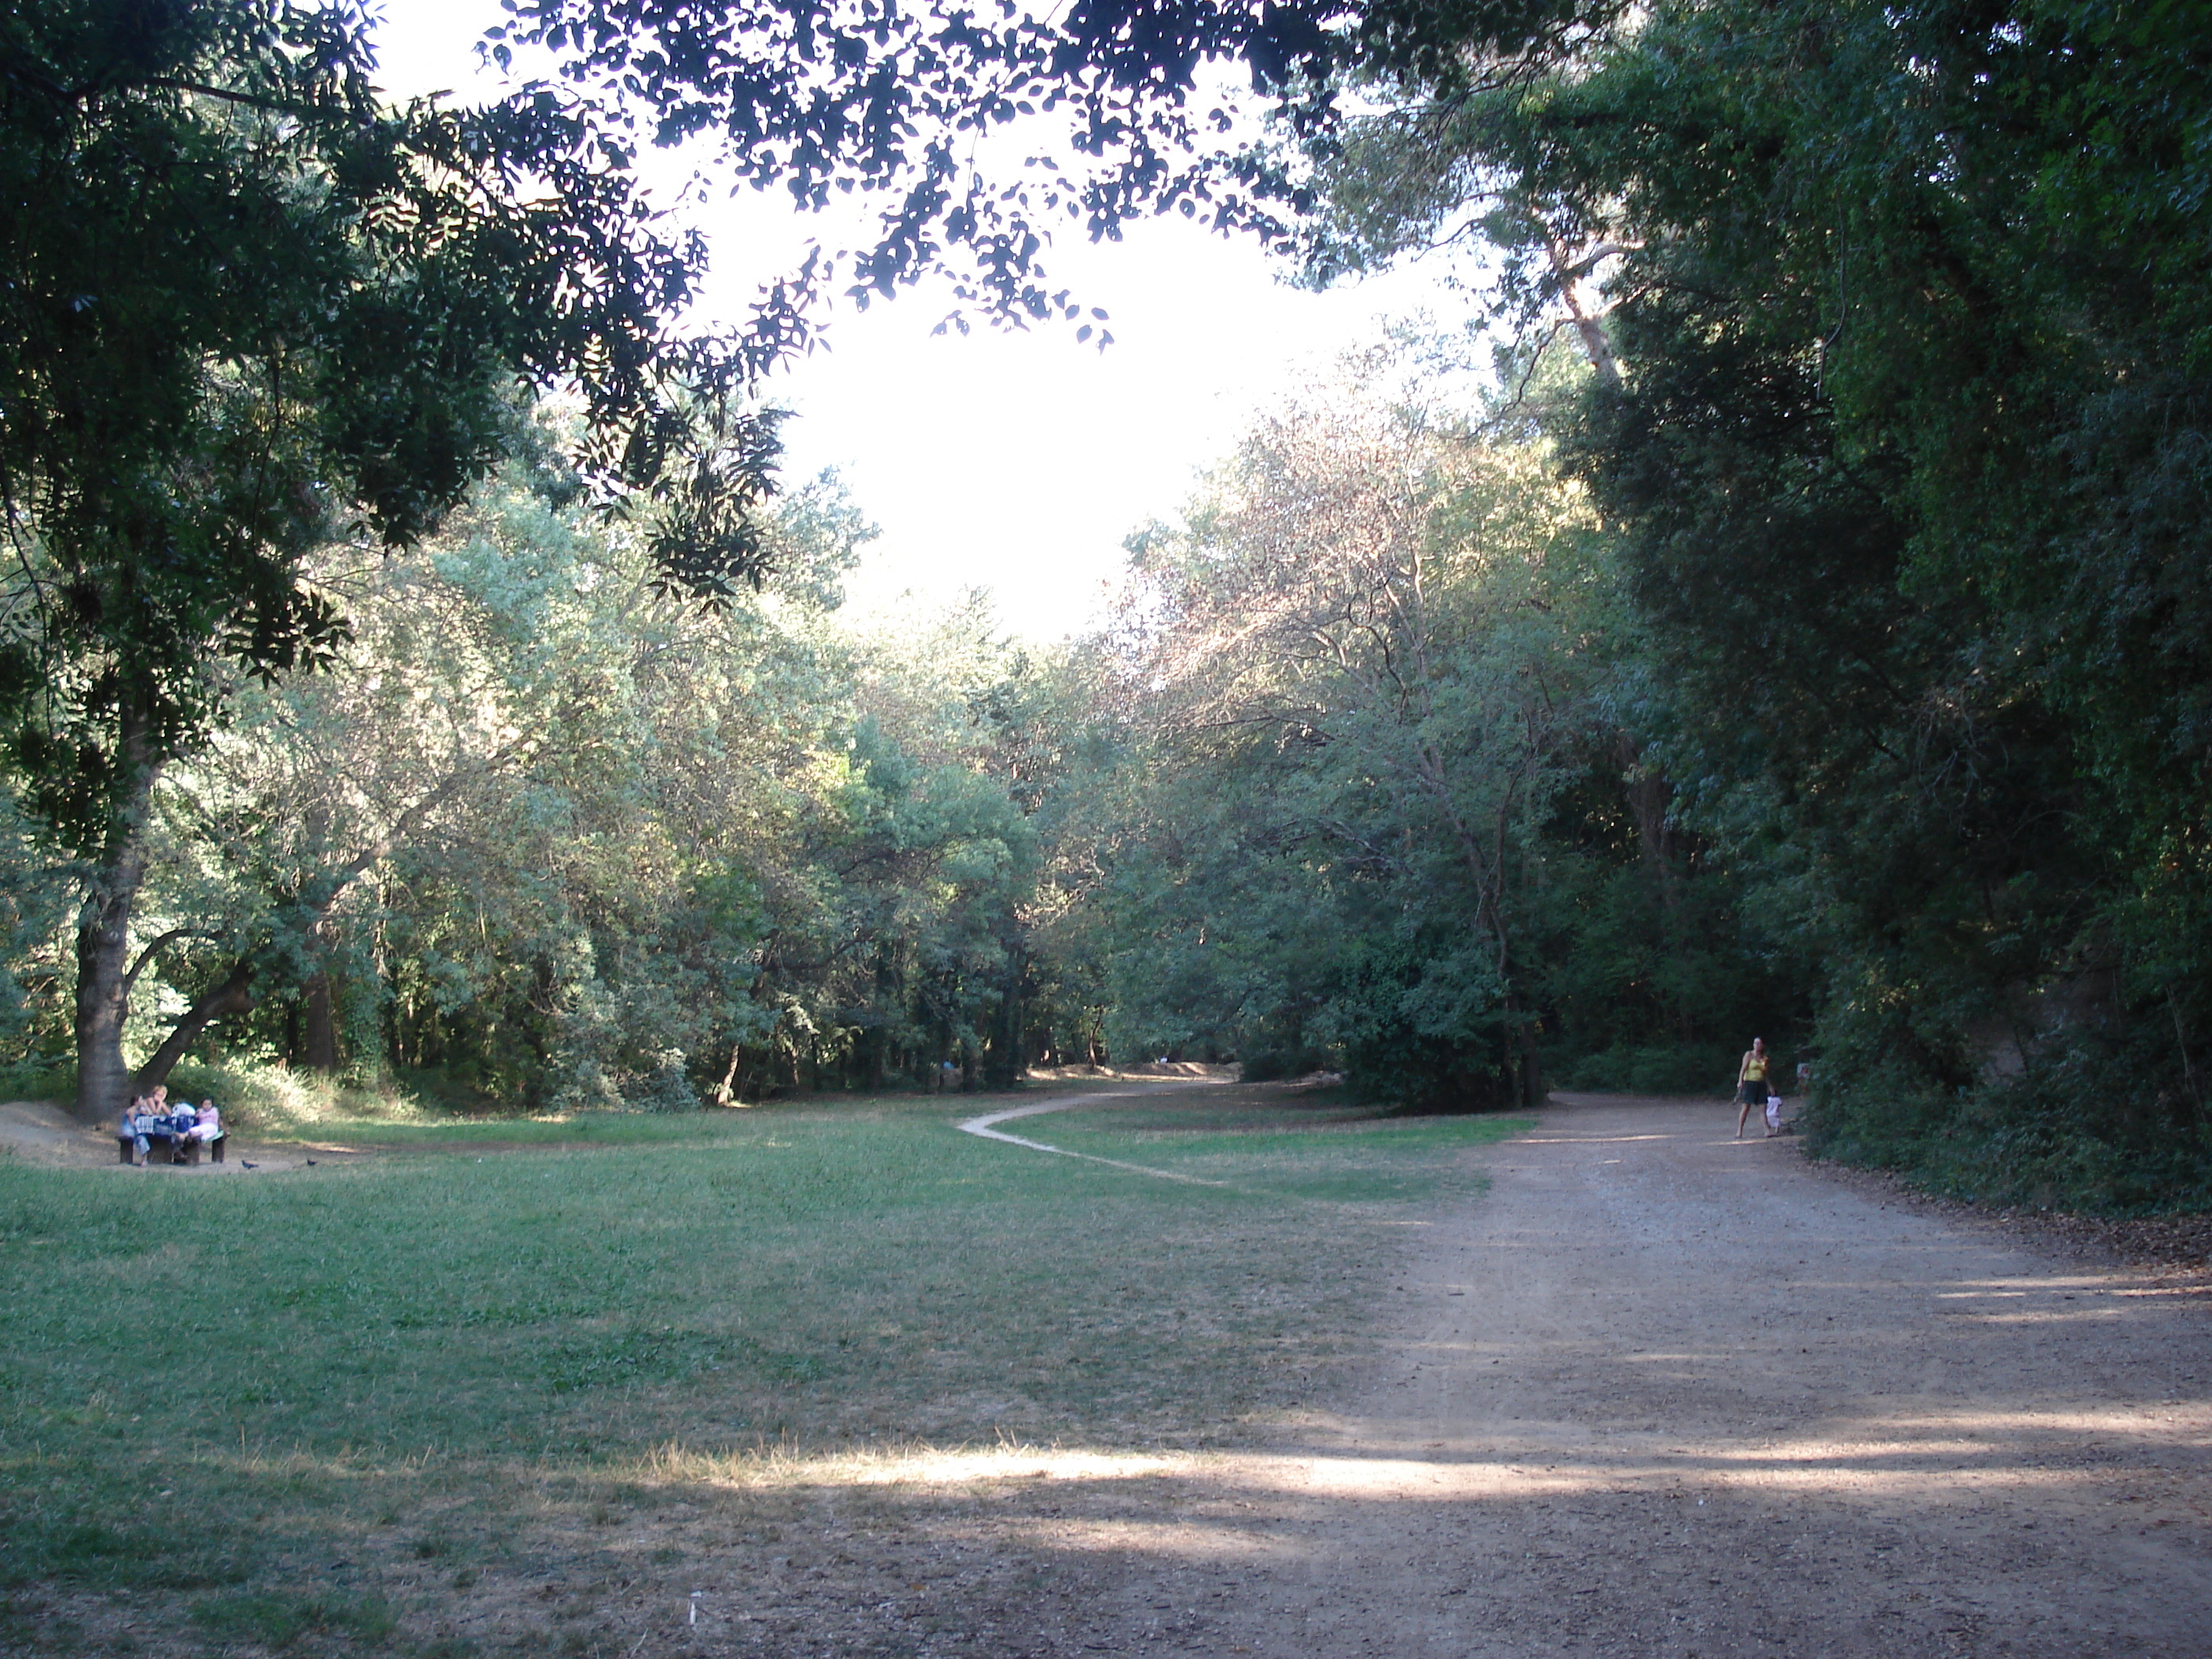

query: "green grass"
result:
(0, 1085), (1528, 1653)
(1038, 1092), (1527, 1204)
(190, 1591), (397, 1648)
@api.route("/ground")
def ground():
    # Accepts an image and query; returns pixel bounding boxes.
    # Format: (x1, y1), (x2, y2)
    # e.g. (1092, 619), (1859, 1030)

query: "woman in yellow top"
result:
(1734, 1038), (1772, 1139)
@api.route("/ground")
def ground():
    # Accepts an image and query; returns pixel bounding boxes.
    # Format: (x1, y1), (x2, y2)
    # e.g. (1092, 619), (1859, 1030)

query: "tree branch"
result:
(122, 927), (218, 998)
(133, 960), (255, 1093)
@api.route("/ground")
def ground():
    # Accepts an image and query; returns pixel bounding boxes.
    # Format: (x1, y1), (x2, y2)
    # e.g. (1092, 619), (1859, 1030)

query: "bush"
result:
(1801, 1004), (2212, 1214)
(0, 1060), (73, 1106)
(630, 1047), (701, 1111)
(1559, 1044), (1739, 1096)
(1237, 1046), (1331, 1083)
(1319, 934), (1525, 1111)
(1340, 1031), (1518, 1111)
(161, 1061), (430, 1133)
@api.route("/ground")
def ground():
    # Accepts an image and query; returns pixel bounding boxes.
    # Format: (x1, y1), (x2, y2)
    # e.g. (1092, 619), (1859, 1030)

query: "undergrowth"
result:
(1804, 1045), (2212, 1216)
(1554, 1043), (1741, 1097)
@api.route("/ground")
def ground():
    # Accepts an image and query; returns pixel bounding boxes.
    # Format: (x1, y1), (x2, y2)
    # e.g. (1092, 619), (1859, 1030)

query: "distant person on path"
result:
(1734, 1038), (1772, 1139)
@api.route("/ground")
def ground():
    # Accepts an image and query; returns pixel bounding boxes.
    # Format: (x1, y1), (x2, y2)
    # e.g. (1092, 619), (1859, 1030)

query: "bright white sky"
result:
(368, 1), (1478, 639)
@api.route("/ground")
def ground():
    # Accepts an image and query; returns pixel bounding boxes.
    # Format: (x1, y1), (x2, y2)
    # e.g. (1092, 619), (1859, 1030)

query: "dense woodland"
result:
(3, 0), (2207, 1210)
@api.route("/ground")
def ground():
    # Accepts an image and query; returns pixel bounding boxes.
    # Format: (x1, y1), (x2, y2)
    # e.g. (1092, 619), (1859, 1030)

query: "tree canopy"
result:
(1293, 0), (2212, 1199)
(4, 0), (822, 1115)
(6, 0), (2211, 1212)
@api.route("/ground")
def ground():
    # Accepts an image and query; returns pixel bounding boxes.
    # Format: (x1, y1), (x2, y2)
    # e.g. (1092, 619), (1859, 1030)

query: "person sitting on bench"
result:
(186, 1100), (223, 1157)
(117, 1093), (167, 1166)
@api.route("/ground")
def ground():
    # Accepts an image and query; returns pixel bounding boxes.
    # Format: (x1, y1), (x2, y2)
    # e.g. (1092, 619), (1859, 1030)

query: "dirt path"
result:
(958, 1081), (1232, 1185)
(0, 1098), (368, 1171)
(1017, 1090), (2211, 1658)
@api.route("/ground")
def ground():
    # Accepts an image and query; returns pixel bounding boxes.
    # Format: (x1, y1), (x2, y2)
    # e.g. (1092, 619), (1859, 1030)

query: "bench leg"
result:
(211, 1137), (225, 1164)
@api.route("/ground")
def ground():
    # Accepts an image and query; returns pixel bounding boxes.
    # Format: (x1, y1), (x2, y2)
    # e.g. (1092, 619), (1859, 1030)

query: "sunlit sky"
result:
(369, 1), (1478, 639)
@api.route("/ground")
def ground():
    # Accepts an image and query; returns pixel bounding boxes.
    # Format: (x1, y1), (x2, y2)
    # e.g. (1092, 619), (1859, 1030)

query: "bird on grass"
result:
(240, 1161), (258, 1170)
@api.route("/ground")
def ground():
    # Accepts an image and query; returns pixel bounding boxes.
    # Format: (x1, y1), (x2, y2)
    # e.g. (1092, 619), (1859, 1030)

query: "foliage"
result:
(1558, 1043), (1737, 1098)
(2, 0), (811, 1117)
(1277, 0), (2212, 1203)
(14, 0), (2205, 1203)
(87, 461), (1060, 1108)
(1079, 374), (1749, 1108)
(504, 0), (1346, 326)
(0, 340), (1810, 1129)
(1, 0), (789, 840)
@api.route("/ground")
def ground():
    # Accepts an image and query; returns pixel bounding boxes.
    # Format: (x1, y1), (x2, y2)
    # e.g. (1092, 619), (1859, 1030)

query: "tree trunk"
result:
(71, 720), (159, 1125)
(1500, 988), (1544, 1111)
(72, 840), (150, 1123)
(987, 945), (1025, 1089)
(121, 753), (518, 1107)
(302, 971), (339, 1071)
(1616, 733), (1682, 914)
(134, 961), (255, 1093)
(1547, 232), (1626, 389)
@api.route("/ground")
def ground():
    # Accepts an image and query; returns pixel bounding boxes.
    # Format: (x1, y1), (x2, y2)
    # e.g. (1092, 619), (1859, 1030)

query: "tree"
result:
(6, 0), (1473, 1122)
(18, 0), (1506, 1119)
(2, 1), (792, 1119)
(109, 456), (1066, 1111)
(1097, 375), (1603, 1104)
(1297, 0), (2212, 1198)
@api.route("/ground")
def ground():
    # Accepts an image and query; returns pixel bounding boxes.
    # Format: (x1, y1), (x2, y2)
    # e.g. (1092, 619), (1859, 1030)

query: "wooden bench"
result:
(116, 1130), (225, 1165)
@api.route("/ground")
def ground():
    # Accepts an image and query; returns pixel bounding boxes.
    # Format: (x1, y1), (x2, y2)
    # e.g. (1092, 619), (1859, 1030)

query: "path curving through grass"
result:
(955, 1080), (1232, 1185)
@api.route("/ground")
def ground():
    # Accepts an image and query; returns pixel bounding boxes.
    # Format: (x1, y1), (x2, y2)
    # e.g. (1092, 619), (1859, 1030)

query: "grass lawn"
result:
(0, 1082), (1526, 1656)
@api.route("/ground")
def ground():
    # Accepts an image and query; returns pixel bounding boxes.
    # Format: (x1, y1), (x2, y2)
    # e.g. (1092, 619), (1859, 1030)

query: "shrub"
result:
(1559, 1044), (1739, 1097)
(1237, 1046), (1331, 1083)
(1802, 1005), (2212, 1214)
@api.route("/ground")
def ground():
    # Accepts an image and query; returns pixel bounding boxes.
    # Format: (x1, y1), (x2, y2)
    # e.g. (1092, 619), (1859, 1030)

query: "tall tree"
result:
(1102, 379), (1602, 1104)
(2, 0), (789, 1118)
(1298, 0), (2212, 1197)
(5, 0), (1434, 1120)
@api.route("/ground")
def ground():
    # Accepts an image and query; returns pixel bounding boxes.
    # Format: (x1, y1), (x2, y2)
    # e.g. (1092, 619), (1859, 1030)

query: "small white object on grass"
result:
(689, 1593), (699, 1626)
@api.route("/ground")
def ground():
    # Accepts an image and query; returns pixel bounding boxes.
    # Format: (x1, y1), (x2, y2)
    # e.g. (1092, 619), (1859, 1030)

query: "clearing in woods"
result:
(1, 1084), (2207, 1655)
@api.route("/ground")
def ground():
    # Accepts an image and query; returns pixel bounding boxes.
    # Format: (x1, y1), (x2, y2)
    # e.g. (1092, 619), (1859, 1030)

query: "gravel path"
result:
(1086, 1090), (2212, 1657)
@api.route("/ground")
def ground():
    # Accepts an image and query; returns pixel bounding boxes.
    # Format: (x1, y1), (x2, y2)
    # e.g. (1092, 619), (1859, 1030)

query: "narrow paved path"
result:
(1069, 1093), (2212, 1657)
